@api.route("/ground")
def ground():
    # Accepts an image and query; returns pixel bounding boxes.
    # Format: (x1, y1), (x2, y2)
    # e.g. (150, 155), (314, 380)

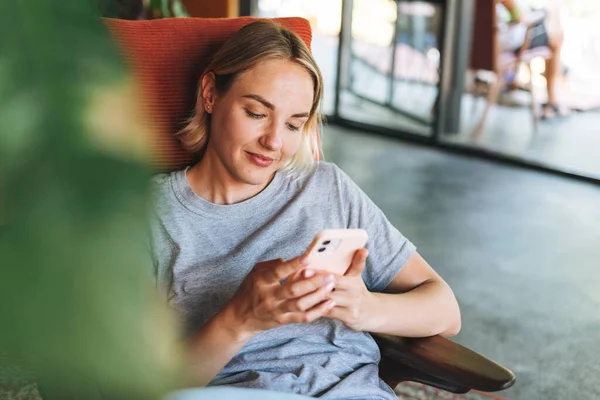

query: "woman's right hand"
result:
(222, 256), (336, 339)
(186, 256), (333, 386)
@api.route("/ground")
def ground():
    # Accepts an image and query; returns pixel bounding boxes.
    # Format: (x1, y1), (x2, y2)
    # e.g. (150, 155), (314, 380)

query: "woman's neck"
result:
(186, 148), (272, 205)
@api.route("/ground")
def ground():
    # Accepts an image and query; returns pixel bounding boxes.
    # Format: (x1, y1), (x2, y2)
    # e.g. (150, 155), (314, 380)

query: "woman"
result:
(150, 20), (461, 399)
(498, 0), (570, 119)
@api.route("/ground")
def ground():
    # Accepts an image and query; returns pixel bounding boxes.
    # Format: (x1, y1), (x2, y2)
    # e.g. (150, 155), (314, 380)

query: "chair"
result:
(103, 16), (515, 397)
(469, 0), (552, 137)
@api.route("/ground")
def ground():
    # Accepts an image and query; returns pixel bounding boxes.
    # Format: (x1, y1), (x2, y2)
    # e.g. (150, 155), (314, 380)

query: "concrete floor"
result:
(321, 124), (600, 400)
(446, 96), (600, 180)
(336, 87), (600, 181)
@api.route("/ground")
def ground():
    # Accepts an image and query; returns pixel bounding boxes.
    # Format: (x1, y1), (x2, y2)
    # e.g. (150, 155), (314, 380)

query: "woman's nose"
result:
(260, 123), (283, 151)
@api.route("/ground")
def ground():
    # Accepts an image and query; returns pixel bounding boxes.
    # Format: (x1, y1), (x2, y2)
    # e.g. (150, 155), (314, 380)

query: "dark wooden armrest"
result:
(372, 333), (515, 394)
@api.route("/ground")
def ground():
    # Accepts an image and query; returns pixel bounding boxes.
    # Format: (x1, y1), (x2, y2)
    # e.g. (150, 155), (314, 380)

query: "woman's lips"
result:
(247, 152), (274, 167)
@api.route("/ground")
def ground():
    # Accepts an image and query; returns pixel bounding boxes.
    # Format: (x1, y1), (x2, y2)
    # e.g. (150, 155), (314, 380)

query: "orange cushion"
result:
(104, 17), (313, 172)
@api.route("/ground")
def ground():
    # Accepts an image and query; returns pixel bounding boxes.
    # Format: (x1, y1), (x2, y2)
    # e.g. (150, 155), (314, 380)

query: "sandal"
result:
(541, 103), (571, 120)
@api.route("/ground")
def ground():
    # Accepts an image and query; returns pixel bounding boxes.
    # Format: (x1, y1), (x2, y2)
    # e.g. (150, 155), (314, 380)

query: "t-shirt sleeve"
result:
(148, 175), (175, 301)
(148, 216), (175, 300)
(333, 165), (416, 292)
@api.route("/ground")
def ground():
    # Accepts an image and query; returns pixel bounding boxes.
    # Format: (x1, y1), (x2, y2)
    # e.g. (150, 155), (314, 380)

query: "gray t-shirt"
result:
(150, 162), (416, 399)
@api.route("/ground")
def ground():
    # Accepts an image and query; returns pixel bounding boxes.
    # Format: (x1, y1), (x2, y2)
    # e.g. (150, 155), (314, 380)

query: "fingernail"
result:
(304, 268), (315, 278)
(325, 282), (335, 292)
(324, 274), (334, 283)
(300, 257), (309, 266)
(363, 249), (369, 258)
(327, 301), (336, 309)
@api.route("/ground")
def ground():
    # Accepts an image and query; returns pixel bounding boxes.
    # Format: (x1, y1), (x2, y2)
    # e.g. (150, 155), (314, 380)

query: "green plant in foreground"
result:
(1, 2), (181, 398)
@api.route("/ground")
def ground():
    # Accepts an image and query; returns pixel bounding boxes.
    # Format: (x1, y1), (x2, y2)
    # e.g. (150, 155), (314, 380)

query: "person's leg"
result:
(541, 1), (570, 118)
(543, 34), (566, 111)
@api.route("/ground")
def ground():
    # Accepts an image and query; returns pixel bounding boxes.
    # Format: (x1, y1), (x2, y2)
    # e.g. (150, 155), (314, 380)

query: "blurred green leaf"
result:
(1, 1), (181, 398)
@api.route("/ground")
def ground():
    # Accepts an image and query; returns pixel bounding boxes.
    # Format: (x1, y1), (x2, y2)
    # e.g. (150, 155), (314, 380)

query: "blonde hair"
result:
(177, 20), (324, 173)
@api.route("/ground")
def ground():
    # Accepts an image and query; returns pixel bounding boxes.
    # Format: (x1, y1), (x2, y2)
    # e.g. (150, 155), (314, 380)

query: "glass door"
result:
(335, 0), (446, 138)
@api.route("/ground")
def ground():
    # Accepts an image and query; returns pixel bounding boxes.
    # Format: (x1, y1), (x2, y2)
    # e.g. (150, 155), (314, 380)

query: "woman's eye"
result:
(287, 123), (300, 132)
(245, 109), (263, 119)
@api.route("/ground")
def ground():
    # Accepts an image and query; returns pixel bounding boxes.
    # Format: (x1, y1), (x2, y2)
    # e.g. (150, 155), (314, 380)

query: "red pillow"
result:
(104, 17), (313, 172)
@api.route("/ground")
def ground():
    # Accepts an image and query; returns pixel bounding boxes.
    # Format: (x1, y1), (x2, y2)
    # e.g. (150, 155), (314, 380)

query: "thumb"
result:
(345, 248), (368, 277)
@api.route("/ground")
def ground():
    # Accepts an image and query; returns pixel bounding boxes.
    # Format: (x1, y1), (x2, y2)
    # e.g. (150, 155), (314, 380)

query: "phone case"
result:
(303, 229), (368, 275)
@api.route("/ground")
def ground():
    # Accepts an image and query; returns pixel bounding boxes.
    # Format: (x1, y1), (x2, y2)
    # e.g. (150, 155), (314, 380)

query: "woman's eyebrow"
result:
(290, 112), (310, 119)
(243, 94), (274, 110)
(242, 94), (309, 118)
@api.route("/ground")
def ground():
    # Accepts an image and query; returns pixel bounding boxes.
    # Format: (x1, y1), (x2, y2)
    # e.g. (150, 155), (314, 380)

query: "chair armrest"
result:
(372, 333), (516, 393)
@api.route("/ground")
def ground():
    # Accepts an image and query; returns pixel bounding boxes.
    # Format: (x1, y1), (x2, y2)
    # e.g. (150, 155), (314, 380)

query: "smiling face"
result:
(202, 58), (315, 188)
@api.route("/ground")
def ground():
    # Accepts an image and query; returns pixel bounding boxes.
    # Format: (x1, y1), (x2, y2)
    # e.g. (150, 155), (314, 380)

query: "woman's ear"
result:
(201, 72), (217, 114)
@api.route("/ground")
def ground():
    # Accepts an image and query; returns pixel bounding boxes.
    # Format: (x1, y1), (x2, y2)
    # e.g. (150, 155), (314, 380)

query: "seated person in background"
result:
(150, 20), (461, 400)
(498, 0), (570, 118)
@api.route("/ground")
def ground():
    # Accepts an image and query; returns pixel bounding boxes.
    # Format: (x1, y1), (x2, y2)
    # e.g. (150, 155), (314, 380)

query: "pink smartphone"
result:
(302, 229), (369, 275)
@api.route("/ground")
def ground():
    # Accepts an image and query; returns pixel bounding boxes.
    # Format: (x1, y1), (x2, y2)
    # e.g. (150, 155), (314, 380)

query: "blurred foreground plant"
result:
(1, 2), (181, 399)
(98, 0), (189, 19)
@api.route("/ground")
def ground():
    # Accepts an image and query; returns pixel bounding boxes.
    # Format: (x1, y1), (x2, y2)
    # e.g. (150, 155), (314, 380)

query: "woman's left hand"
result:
(326, 248), (377, 331)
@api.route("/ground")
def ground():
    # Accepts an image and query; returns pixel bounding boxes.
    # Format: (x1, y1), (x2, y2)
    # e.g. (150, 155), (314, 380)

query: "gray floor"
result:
(337, 87), (600, 181)
(446, 95), (600, 180)
(321, 124), (600, 400)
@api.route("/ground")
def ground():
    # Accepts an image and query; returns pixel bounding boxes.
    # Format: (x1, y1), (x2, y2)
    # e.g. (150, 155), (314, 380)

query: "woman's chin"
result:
(237, 167), (276, 187)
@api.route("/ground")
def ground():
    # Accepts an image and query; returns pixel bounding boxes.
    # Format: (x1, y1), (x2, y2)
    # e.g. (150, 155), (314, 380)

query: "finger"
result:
(285, 267), (317, 285)
(303, 299), (336, 322)
(278, 272), (335, 300)
(264, 256), (309, 283)
(323, 304), (347, 320)
(325, 290), (350, 308)
(280, 269), (301, 287)
(279, 300), (336, 324)
(254, 258), (285, 272)
(279, 279), (335, 312)
(345, 248), (368, 277)
(328, 275), (362, 292)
